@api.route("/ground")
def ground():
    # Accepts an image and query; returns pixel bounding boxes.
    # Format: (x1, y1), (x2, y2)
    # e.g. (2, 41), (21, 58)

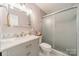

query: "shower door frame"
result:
(42, 5), (79, 56)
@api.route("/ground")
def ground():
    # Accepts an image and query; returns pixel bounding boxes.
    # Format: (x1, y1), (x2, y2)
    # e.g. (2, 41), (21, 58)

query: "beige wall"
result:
(27, 3), (46, 33)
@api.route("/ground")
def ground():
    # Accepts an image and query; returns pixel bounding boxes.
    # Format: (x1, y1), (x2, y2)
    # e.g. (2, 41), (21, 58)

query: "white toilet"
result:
(39, 36), (52, 55)
(40, 43), (52, 55)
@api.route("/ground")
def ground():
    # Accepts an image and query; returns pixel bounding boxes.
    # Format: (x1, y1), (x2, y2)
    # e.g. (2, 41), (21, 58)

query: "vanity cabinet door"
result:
(29, 39), (39, 56)
(2, 51), (8, 56)
(7, 42), (32, 56)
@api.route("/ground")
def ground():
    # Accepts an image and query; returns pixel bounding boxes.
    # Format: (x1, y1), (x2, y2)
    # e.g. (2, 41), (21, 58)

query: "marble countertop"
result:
(0, 35), (40, 52)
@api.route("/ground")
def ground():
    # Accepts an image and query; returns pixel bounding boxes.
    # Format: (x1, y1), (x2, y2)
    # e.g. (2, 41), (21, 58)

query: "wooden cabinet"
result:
(1, 38), (39, 56)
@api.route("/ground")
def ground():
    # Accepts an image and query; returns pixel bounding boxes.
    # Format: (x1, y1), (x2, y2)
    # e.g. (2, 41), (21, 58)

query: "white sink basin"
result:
(0, 38), (16, 42)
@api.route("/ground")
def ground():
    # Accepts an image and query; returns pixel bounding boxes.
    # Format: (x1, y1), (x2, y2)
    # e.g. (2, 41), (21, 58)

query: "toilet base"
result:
(40, 48), (52, 55)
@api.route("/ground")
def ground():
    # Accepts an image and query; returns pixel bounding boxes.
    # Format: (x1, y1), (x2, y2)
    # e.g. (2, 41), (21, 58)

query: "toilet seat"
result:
(40, 43), (51, 49)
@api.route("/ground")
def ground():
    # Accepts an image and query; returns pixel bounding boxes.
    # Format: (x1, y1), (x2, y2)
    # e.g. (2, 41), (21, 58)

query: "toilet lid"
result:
(40, 43), (51, 48)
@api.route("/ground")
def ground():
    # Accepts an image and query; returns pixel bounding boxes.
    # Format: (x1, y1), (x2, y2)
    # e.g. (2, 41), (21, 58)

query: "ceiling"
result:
(35, 3), (75, 14)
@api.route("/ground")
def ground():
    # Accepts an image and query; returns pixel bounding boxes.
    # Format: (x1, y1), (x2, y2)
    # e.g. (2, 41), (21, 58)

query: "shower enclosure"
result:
(42, 6), (77, 56)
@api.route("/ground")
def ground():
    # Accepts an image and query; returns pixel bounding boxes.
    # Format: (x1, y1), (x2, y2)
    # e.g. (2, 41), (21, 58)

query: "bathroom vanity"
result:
(0, 35), (40, 56)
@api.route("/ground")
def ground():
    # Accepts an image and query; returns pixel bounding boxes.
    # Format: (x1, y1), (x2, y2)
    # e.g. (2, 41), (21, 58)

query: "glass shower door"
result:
(54, 8), (77, 56)
(42, 15), (55, 47)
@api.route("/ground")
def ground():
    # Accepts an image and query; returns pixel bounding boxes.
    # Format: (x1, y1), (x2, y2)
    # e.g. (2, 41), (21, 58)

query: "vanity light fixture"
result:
(9, 3), (15, 9)
(26, 8), (32, 16)
(9, 3), (32, 16)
